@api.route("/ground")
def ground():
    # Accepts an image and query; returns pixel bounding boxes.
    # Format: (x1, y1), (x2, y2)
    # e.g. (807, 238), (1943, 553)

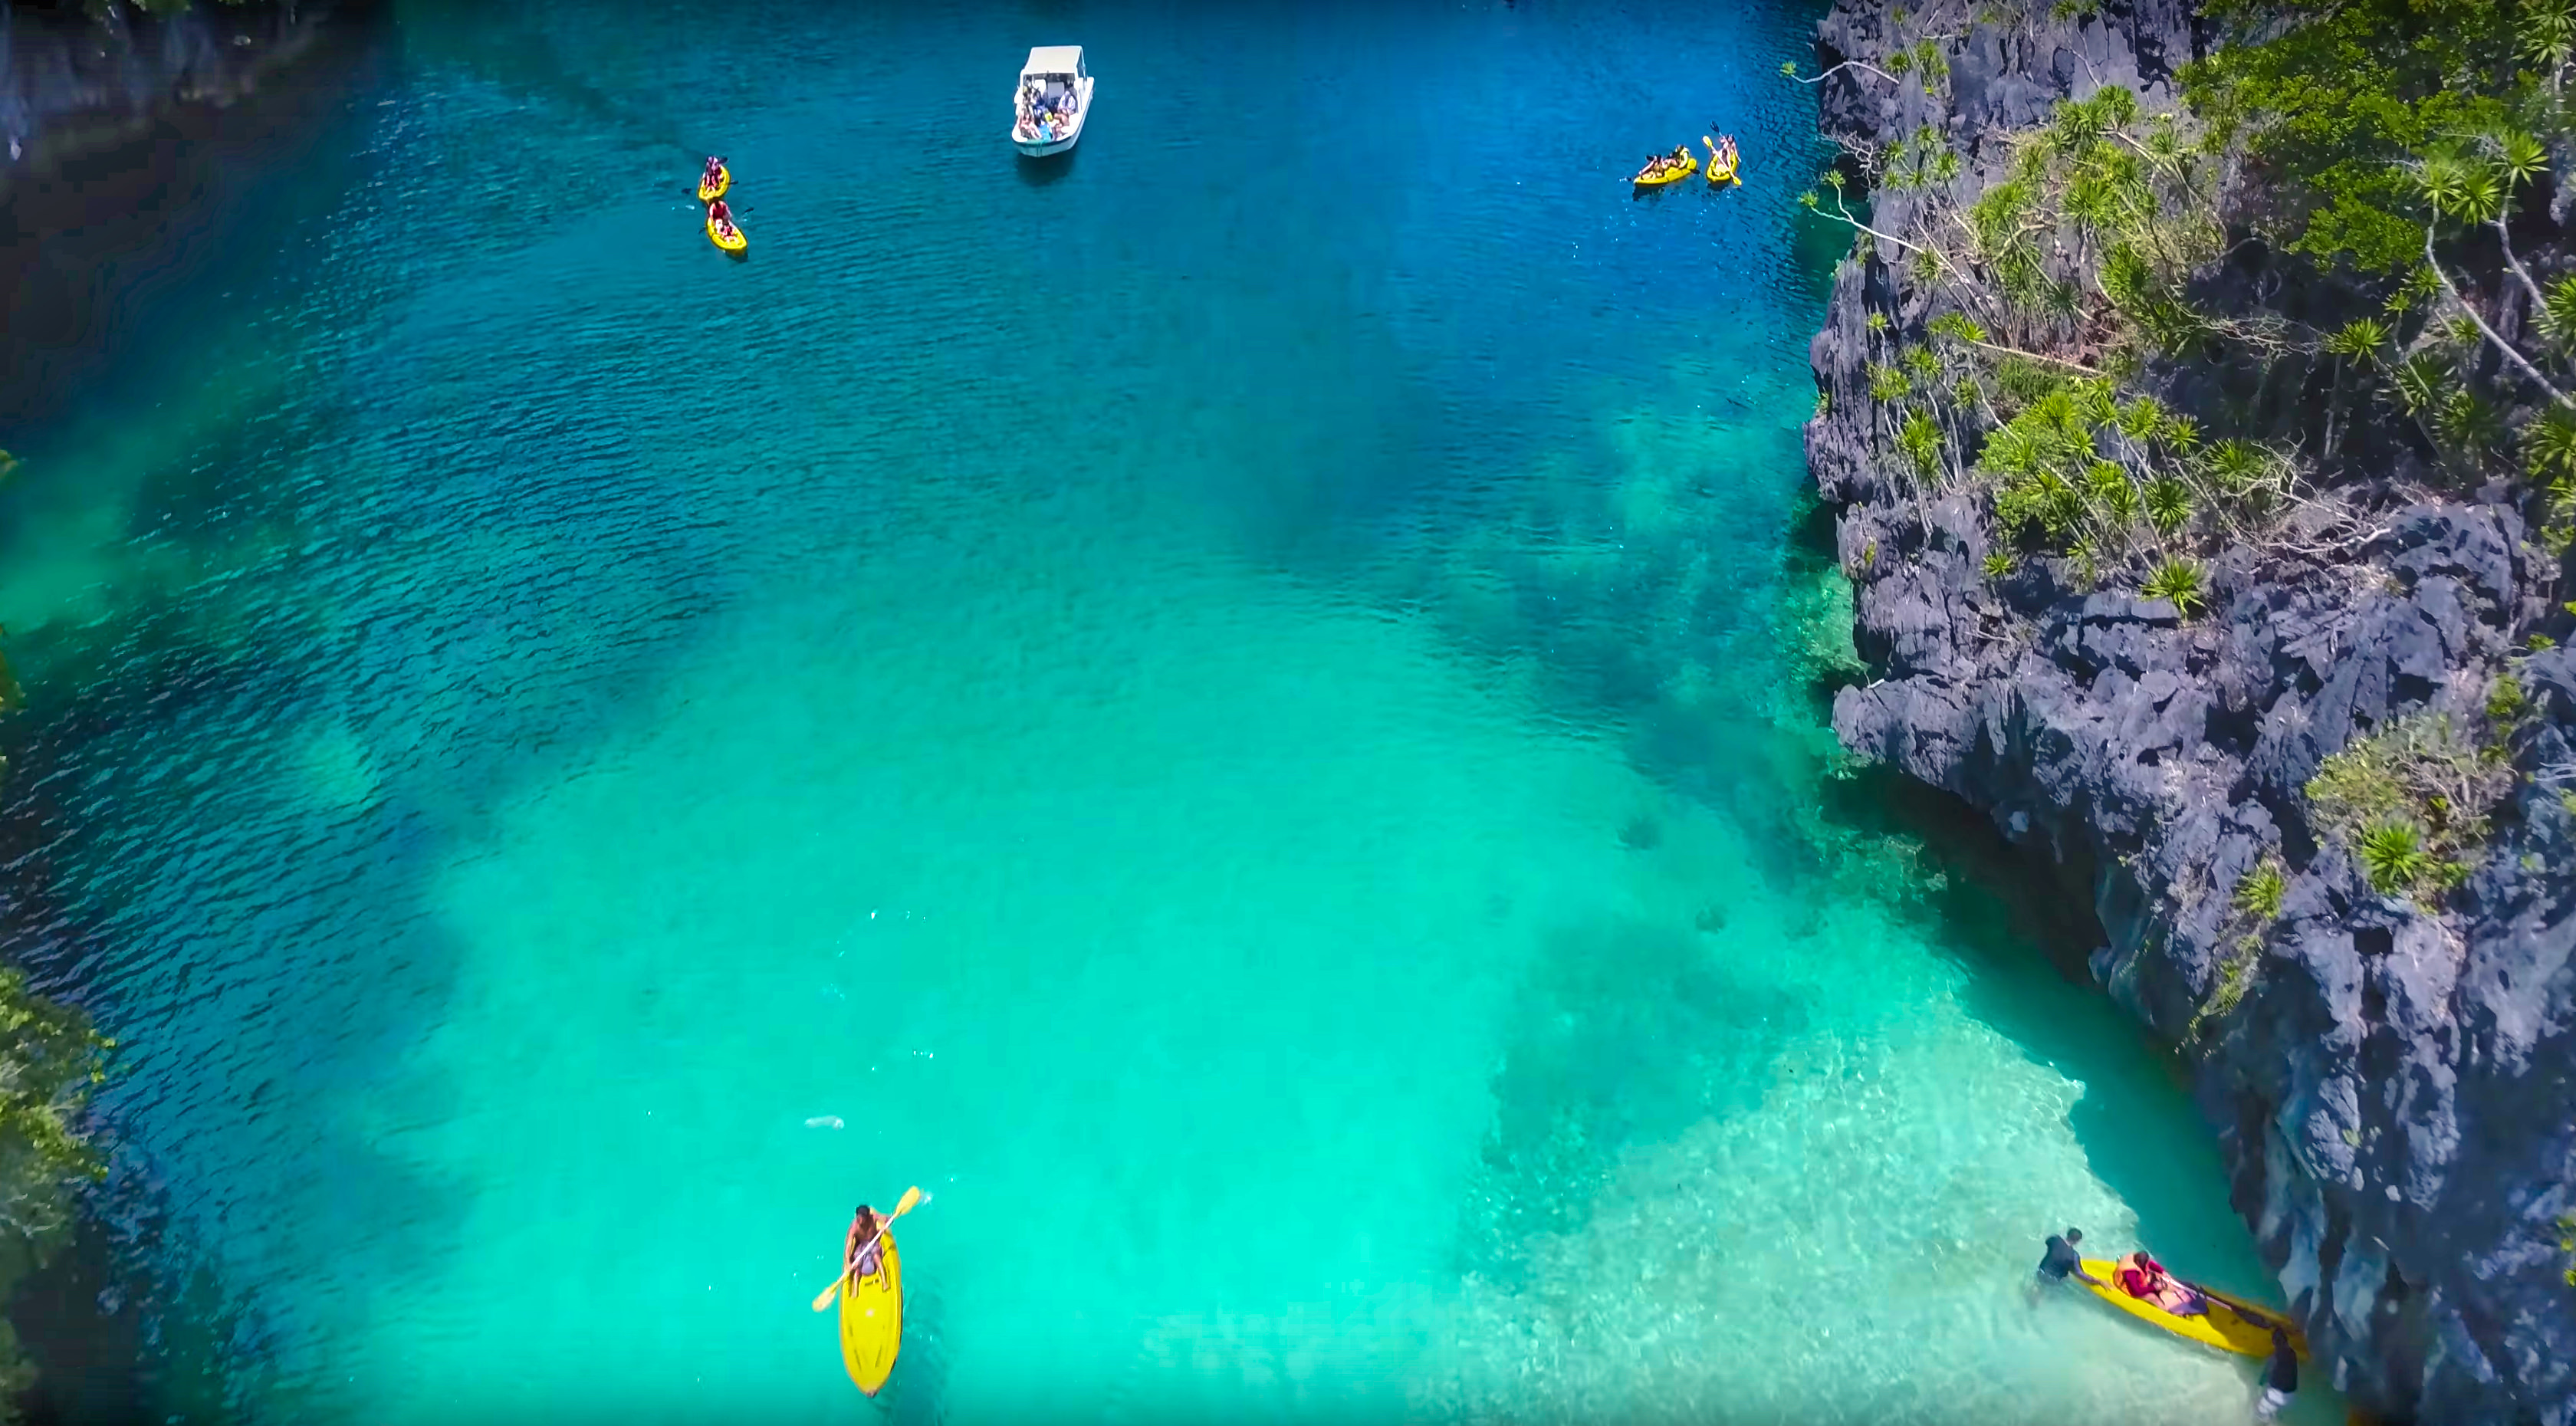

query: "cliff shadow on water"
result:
(8, 1166), (261, 1426)
(0, 4), (728, 1418)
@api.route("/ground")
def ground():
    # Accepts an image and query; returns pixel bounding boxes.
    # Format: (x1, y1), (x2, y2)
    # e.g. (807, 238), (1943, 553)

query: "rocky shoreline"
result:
(1804, 1), (2576, 1421)
(1, 0), (343, 202)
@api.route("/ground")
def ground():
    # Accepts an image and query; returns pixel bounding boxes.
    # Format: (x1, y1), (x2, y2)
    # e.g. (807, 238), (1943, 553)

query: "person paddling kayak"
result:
(707, 198), (742, 245)
(844, 1204), (889, 1280)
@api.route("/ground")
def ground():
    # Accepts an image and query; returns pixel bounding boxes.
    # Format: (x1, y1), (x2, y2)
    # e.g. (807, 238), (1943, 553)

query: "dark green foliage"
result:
(2437, 386), (2506, 456)
(2359, 821), (2431, 895)
(2530, 413), (2576, 551)
(2143, 557), (2206, 615)
(2183, 0), (2528, 271)
(2323, 317), (2391, 367)
(2190, 853), (2287, 1043)
(2489, 673), (2531, 724)
(2099, 244), (2207, 353)
(2393, 351), (2454, 416)
(2235, 859), (2288, 920)
(0, 967), (109, 1411)
(0, 968), (109, 1191)
(2306, 713), (2511, 903)
(1883, 126), (1962, 192)
(1898, 408), (1946, 480)
(2144, 475), (2194, 532)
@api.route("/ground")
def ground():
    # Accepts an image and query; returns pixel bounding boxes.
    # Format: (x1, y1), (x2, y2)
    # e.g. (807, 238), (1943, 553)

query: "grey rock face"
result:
(1806, 3), (2576, 1421)
(1, 0), (338, 191)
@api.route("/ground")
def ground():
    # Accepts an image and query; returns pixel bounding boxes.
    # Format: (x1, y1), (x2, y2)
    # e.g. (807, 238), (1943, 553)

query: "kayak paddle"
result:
(810, 1185), (925, 1312)
(2187, 1280), (2302, 1338)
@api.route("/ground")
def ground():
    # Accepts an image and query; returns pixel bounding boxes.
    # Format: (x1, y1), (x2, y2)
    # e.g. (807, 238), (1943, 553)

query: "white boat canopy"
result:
(1020, 45), (1086, 80)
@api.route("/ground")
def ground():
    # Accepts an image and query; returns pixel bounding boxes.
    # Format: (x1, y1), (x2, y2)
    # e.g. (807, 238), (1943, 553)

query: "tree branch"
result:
(2492, 214), (2552, 320)
(1788, 59), (1902, 86)
(2427, 225), (2573, 406)
(1814, 195), (1972, 283)
(1962, 334), (2101, 373)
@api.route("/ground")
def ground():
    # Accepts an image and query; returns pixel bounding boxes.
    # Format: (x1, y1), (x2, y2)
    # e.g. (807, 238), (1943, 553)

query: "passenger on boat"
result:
(1668, 143), (1691, 166)
(1638, 153), (1665, 179)
(701, 155), (725, 189)
(708, 199), (739, 241)
(2116, 1251), (2207, 1316)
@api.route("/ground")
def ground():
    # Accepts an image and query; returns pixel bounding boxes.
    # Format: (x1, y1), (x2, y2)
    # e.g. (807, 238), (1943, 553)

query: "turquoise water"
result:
(0, 1), (2340, 1421)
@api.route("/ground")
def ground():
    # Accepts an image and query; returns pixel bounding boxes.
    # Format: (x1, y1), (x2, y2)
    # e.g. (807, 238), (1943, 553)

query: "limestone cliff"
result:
(1805, 2), (2576, 1420)
(1, 0), (338, 196)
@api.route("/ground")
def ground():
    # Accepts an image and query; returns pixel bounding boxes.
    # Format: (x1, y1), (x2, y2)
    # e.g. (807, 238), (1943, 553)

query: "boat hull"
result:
(2077, 1260), (2306, 1359)
(839, 1231), (904, 1396)
(1014, 127), (1083, 157)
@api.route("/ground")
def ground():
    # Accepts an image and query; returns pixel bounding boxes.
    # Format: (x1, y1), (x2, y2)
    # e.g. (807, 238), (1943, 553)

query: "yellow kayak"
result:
(2078, 1260), (2307, 1359)
(1702, 139), (1742, 187)
(837, 1230), (904, 1396)
(706, 212), (748, 255)
(1633, 155), (1697, 187)
(698, 165), (730, 202)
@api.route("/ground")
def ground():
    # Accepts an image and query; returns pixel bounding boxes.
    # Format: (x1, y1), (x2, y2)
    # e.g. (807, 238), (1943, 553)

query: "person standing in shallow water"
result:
(2032, 1227), (2102, 1297)
(2254, 1326), (2298, 1421)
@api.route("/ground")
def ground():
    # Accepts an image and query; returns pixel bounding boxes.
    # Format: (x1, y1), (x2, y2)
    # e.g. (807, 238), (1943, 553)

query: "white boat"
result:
(1011, 45), (1092, 157)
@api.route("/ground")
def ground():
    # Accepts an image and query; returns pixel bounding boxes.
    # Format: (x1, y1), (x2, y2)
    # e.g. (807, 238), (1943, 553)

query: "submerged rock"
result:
(1803, 2), (2576, 1420)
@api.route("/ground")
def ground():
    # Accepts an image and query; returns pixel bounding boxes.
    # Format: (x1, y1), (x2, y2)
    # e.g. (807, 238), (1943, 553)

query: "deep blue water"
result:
(0, 2), (2336, 1421)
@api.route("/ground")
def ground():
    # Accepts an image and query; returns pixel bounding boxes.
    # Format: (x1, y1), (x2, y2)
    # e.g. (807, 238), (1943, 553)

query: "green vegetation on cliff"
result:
(1792, 0), (2576, 927)
(0, 968), (109, 1418)
(0, 452), (110, 1419)
(2187, 0), (2576, 552)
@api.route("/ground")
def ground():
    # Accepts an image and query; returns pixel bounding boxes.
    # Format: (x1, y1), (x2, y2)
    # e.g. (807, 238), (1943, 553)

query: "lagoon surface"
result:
(0, 1), (2336, 1421)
